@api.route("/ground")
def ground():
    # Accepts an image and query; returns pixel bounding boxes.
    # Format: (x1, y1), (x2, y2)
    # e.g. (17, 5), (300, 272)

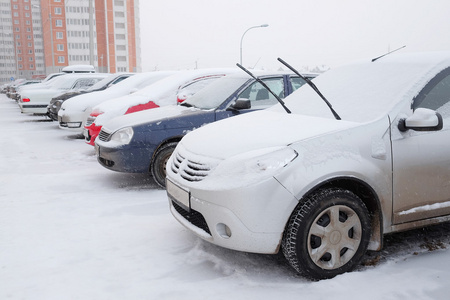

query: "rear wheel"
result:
(151, 142), (178, 188)
(282, 188), (371, 280)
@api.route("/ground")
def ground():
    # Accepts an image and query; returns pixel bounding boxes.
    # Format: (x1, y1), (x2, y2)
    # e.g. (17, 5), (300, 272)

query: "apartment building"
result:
(0, 0), (141, 83)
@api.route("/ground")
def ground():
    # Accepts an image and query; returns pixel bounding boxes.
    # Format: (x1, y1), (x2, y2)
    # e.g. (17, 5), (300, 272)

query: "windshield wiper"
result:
(236, 63), (291, 114)
(277, 58), (341, 120)
(180, 102), (193, 107)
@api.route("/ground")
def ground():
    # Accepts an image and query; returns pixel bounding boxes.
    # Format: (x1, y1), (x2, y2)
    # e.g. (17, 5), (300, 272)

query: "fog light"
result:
(216, 223), (232, 239)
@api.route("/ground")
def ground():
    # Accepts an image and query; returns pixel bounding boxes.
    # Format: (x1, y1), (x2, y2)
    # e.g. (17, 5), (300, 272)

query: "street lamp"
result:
(239, 24), (269, 65)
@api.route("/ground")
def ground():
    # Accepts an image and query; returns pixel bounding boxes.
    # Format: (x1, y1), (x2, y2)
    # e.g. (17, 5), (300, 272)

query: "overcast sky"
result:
(139, 0), (450, 72)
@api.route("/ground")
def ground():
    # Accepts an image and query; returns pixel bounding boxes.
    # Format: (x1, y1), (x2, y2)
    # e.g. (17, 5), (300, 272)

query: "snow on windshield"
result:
(274, 52), (450, 122)
(183, 76), (250, 109)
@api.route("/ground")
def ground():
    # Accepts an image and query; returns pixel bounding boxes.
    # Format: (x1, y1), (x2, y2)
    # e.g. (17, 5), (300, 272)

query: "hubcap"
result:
(307, 205), (362, 270)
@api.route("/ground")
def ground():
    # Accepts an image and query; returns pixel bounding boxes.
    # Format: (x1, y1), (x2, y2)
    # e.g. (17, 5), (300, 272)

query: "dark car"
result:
(95, 71), (316, 187)
(46, 73), (134, 120)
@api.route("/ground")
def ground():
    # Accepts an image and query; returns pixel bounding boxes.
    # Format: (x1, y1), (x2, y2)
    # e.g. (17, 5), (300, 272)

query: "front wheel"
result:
(151, 142), (178, 188)
(282, 188), (371, 280)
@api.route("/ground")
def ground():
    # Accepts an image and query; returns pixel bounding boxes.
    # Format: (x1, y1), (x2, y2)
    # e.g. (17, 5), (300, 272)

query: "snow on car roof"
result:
(60, 71), (176, 111)
(273, 51), (450, 122)
(91, 69), (238, 125)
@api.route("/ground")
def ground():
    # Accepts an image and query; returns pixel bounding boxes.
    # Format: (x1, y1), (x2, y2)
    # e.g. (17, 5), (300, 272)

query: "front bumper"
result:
(58, 111), (85, 132)
(96, 142), (154, 173)
(19, 103), (48, 114)
(84, 124), (102, 146)
(166, 176), (298, 254)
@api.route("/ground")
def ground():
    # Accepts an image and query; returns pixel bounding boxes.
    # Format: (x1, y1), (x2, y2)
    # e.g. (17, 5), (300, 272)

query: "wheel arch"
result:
(295, 177), (384, 251)
(149, 136), (184, 173)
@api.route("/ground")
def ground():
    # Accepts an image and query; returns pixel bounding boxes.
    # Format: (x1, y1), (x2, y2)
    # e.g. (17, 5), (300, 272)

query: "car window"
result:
(178, 76), (221, 99)
(290, 76), (308, 92)
(72, 78), (99, 90)
(414, 67), (450, 117)
(238, 77), (284, 108)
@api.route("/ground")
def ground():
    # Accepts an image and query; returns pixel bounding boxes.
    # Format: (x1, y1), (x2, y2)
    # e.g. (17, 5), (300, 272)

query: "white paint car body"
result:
(166, 52), (450, 279)
(57, 71), (176, 132)
(18, 74), (108, 114)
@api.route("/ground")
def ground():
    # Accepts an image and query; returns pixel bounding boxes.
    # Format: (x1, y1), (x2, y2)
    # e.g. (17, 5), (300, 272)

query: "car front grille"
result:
(172, 200), (211, 235)
(98, 129), (111, 142)
(171, 150), (213, 182)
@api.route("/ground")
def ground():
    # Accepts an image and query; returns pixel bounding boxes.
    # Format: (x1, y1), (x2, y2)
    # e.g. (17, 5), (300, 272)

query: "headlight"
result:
(207, 146), (298, 187)
(110, 127), (134, 145)
(246, 147), (298, 173)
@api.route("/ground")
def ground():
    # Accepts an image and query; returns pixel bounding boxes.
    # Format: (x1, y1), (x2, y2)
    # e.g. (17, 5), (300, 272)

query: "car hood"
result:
(102, 105), (199, 132)
(178, 110), (358, 160)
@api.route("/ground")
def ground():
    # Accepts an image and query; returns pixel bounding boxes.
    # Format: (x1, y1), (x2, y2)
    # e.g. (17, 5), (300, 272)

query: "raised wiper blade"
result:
(277, 57), (341, 120)
(236, 63), (291, 114)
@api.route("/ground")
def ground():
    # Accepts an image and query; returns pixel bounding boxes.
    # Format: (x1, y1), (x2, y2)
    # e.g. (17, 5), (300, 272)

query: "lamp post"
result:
(239, 24), (269, 65)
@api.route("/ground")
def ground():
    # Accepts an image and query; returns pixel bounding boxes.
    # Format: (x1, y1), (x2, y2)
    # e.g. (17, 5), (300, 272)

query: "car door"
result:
(214, 76), (288, 121)
(391, 67), (450, 224)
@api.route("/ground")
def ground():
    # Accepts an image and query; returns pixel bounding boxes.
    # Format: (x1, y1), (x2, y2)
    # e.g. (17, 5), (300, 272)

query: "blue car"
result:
(95, 71), (316, 187)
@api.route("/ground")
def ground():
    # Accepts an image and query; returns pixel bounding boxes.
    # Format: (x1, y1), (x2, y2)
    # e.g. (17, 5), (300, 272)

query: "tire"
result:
(282, 188), (371, 280)
(151, 142), (178, 188)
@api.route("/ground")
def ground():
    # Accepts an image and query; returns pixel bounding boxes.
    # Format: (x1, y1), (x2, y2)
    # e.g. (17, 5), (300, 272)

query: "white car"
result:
(57, 71), (176, 133)
(166, 52), (450, 280)
(18, 73), (108, 114)
(84, 69), (236, 145)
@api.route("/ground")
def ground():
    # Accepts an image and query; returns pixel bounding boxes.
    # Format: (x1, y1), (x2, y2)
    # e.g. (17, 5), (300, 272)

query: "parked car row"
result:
(9, 53), (450, 281)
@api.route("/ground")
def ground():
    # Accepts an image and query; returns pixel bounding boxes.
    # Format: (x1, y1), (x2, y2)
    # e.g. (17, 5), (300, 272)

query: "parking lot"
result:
(2, 94), (450, 299)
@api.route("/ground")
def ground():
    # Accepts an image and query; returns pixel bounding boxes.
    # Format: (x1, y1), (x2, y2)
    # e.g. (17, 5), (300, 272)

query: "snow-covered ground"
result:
(1, 93), (450, 299)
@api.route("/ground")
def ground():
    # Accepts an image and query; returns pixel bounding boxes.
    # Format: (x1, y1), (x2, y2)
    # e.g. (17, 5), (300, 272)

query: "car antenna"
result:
(371, 45), (406, 62)
(277, 58), (341, 120)
(236, 63), (291, 114)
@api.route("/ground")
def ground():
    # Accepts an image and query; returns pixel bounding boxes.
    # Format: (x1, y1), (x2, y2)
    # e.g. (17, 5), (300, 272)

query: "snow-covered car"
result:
(95, 71), (315, 187)
(7, 80), (41, 101)
(85, 69), (236, 146)
(18, 73), (108, 114)
(47, 73), (134, 121)
(166, 52), (450, 280)
(57, 71), (176, 133)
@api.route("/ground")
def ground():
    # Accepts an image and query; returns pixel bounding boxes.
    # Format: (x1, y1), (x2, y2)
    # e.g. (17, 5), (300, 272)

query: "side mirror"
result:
(398, 108), (443, 132)
(227, 99), (251, 111)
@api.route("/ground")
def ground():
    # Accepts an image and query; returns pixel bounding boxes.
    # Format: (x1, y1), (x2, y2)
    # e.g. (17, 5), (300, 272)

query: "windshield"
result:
(182, 76), (250, 109)
(273, 55), (450, 123)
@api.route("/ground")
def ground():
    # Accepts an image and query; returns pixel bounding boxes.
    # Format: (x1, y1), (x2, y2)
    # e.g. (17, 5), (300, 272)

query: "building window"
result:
(54, 7), (62, 15)
(29, 64), (34, 68)
(13, 12), (18, 17)
(56, 32), (63, 39)
(57, 44), (64, 51)
(28, 49), (33, 54)
(55, 19), (62, 27)
(27, 35), (31, 40)
(116, 34), (125, 40)
(29, 57), (33, 61)
(27, 42), (32, 47)
(58, 56), (65, 63)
